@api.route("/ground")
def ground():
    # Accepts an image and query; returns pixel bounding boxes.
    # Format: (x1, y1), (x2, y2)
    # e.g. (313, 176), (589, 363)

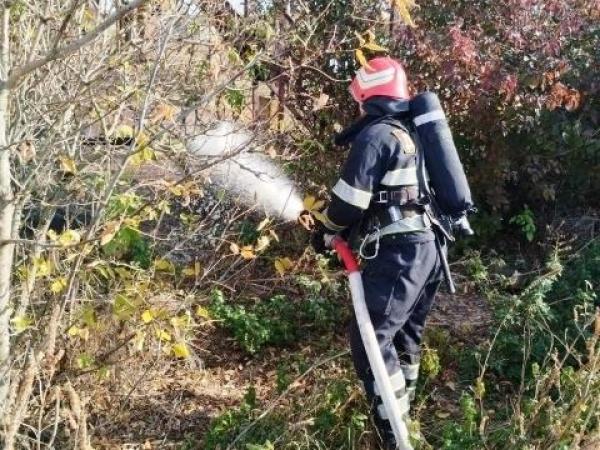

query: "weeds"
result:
(419, 240), (600, 449)
(204, 361), (372, 450)
(209, 277), (341, 354)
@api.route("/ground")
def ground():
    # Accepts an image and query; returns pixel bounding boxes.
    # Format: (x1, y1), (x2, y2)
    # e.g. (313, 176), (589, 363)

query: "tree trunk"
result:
(0, 5), (14, 412)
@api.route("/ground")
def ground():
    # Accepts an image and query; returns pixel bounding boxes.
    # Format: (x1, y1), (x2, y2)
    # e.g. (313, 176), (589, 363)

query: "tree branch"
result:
(3, 0), (149, 88)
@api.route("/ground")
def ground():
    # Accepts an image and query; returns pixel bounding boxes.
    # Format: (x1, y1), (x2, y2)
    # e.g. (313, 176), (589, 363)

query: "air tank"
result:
(410, 92), (474, 218)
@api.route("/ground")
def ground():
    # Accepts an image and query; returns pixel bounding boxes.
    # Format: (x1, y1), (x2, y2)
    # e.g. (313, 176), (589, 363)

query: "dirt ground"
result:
(88, 281), (492, 449)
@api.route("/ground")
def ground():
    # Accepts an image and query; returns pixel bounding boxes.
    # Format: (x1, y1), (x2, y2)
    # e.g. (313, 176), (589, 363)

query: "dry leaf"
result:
(255, 236), (271, 252)
(274, 257), (294, 277)
(240, 246), (256, 260)
(150, 103), (177, 124)
(59, 156), (77, 174)
(313, 93), (330, 111)
(266, 145), (277, 159)
(17, 140), (36, 163)
(257, 217), (271, 231)
(100, 221), (120, 246)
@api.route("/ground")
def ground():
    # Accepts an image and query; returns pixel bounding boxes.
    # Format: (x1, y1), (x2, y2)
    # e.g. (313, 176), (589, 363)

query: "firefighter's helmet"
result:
(349, 57), (409, 103)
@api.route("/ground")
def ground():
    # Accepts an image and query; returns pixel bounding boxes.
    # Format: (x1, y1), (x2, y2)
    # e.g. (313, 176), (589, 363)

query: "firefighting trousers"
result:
(349, 234), (442, 405)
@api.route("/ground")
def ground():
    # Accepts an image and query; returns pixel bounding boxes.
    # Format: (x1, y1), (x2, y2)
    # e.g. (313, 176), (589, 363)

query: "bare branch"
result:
(4, 0), (149, 88)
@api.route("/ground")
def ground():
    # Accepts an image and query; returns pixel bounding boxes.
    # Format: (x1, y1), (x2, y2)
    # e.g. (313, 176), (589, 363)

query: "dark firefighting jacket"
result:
(321, 97), (431, 242)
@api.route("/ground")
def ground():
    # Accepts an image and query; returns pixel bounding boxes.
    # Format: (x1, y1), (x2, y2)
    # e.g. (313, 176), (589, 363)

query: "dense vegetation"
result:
(0, 1), (597, 449)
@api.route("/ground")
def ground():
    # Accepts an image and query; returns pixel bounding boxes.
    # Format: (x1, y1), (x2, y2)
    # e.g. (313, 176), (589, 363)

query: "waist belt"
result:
(359, 214), (431, 259)
(372, 186), (420, 206)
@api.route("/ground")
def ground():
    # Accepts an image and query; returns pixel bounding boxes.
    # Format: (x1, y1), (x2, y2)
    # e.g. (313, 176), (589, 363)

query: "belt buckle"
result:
(374, 191), (388, 204)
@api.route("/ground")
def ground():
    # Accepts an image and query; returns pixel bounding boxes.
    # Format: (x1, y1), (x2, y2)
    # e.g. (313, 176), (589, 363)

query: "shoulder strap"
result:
(382, 117), (431, 202)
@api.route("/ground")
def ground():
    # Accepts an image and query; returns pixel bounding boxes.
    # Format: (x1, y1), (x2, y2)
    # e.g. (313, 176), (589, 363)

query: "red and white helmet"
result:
(349, 56), (409, 103)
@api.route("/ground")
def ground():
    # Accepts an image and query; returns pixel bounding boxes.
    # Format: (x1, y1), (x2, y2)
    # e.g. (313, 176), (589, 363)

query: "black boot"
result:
(373, 406), (397, 449)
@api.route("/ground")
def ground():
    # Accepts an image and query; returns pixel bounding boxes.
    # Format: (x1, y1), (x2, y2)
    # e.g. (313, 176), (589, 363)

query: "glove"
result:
(310, 223), (333, 255)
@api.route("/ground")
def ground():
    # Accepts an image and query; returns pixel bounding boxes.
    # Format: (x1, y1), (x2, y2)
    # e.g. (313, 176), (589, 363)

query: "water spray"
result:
(187, 121), (304, 221)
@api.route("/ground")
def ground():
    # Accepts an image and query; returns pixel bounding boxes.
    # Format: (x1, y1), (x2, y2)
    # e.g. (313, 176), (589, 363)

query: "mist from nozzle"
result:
(188, 122), (304, 222)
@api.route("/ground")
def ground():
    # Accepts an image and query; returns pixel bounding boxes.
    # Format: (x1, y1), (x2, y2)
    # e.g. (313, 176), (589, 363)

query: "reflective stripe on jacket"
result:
(323, 115), (419, 233)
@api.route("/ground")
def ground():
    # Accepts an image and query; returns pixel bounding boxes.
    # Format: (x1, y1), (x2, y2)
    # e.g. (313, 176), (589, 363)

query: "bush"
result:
(446, 239), (600, 449)
(208, 279), (340, 354)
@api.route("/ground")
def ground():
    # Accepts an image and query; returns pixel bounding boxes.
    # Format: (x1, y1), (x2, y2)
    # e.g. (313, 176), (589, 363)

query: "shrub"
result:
(208, 279), (339, 354)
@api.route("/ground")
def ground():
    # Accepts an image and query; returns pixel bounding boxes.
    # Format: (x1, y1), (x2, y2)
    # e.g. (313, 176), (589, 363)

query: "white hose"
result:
(348, 272), (413, 450)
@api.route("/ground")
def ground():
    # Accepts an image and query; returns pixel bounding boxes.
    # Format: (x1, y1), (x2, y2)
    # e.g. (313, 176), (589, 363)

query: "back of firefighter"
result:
(311, 56), (443, 449)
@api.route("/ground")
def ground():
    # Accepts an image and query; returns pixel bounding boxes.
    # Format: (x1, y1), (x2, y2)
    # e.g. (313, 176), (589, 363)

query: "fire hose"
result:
(325, 235), (414, 450)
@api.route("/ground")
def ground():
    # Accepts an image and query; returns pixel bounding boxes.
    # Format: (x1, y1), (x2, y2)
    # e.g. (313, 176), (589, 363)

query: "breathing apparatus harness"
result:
(354, 117), (428, 259)
(355, 116), (473, 294)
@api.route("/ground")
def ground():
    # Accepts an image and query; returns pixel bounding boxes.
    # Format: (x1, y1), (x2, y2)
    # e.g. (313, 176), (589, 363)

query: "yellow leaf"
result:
(50, 277), (67, 294)
(113, 294), (136, 321)
(363, 42), (388, 53)
(312, 200), (325, 211)
(68, 325), (82, 337)
(172, 342), (190, 359)
(274, 257), (294, 277)
(59, 156), (77, 174)
(81, 306), (96, 327)
(195, 306), (211, 319)
(133, 330), (146, 352)
(183, 261), (203, 278)
(354, 31), (366, 47)
(240, 246), (256, 260)
(255, 236), (270, 252)
(123, 217), (141, 228)
(58, 229), (81, 246)
(115, 125), (135, 138)
(303, 195), (316, 210)
(390, 0), (417, 27)
(11, 315), (33, 333)
(355, 49), (372, 70)
(33, 257), (53, 278)
(170, 314), (191, 330)
(303, 195), (325, 212)
(474, 377), (486, 400)
(130, 146), (156, 166)
(312, 211), (327, 224)
(182, 266), (196, 277)
(67, 326), (89, 341)
(156, 329), (172, 342)
(230, 243), (240, 255)
(154, 258), (175, 273)
(79, 327), (90, 341)
(141, 309), (154, 324)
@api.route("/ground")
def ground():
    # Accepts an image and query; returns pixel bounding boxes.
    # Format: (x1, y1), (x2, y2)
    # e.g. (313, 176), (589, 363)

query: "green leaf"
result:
(76, 353), (94, 369)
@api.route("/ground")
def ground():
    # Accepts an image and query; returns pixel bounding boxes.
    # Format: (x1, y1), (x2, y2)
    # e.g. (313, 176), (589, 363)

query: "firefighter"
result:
(311, 56), (443, 449)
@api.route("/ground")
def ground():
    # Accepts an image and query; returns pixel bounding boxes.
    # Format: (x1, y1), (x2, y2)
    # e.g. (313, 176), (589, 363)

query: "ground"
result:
(87, 277), (492, 450)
